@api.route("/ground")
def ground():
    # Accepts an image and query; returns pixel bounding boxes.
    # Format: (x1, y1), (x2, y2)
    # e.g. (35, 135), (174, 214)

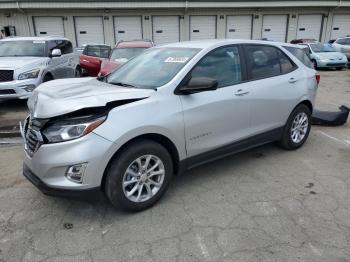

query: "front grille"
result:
(0, 70), (14, 82)
(23, 116), (47, 157)
(0, 89), (15, 95)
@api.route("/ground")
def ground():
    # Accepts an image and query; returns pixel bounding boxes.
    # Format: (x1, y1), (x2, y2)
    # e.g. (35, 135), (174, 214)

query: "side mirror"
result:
(177, 77), (218, 95)
(50, 49), (62, 58)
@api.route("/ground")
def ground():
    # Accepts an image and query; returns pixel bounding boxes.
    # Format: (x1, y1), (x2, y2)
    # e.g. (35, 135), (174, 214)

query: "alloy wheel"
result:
(122, 155), (165, 203)
(291, 112), (309, 143)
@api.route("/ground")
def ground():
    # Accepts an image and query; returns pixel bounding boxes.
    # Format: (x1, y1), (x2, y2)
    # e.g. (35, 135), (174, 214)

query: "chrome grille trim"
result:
(23, 116), (44, 157)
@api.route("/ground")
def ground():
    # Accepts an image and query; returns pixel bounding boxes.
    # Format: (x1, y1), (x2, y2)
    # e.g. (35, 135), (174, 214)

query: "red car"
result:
(99, 40), (154, 77)
(79, 44), (111, 76)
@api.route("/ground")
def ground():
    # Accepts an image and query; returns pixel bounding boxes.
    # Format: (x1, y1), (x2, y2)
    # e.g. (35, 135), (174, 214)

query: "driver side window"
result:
(190, 46), (242, 88)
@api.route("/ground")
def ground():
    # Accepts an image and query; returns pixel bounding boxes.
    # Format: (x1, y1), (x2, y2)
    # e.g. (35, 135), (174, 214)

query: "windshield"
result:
(310, 43), (336, 53)
(110, 48), (147, 62)
(107, 47), (200, 89)
(0, 40), (46, 57)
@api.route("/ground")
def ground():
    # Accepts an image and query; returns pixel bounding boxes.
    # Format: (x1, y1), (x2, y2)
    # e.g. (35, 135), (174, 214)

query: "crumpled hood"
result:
(0, 57), (47, 70)
(28, 77), (156, 119)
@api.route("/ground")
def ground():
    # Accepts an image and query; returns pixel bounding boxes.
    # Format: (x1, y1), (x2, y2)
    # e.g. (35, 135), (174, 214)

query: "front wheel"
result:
(75, 66), (82, 77)
(336, 67), (343, 71)
(104, 139), (173, 212)
(312, 60), (318, 70)
(279, 104), (311, 150)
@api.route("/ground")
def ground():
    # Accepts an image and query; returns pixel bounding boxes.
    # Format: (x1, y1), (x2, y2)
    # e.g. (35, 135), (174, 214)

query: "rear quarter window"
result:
(283, 46), (313, 69)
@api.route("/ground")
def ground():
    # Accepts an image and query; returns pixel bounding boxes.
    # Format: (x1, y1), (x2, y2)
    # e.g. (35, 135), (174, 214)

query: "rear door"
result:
(262, 15), (288, 42)
(80, 45), (110, 76)
(152, 16), (180, 45)
(190, 16), (216, 40)
(180, 45), (252, 157)
(243, 44), (300, 134)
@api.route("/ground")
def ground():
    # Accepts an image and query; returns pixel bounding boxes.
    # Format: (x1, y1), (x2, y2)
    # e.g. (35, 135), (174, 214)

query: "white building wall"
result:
(1, 7), (350, 46)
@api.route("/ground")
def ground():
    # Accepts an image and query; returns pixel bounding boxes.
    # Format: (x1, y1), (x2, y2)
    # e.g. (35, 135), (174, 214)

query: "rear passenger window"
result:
(245, 45), (297, 80)
(283, 46), (313, 69)
(190, 46), (242, 88)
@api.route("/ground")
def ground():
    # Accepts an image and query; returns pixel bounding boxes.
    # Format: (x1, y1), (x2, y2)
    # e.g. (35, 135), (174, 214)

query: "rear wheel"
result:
(279, 104), (311, 150)
(104, 139), (173, 212)
(75, 66), (82, 77)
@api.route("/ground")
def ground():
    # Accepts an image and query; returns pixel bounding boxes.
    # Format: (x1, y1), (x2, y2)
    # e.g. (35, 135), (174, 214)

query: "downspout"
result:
(185, 0), (188, 12)
(17, 1), (33, 36)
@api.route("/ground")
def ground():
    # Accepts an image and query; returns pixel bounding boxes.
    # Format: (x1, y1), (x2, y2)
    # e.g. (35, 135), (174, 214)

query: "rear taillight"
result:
(315, 73), (320, 85)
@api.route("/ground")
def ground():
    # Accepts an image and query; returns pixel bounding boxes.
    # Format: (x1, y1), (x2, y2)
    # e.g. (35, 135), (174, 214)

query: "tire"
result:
(42, 74), (53, 83)
(279, 104), (311, 150)
(336, 67), (343, 71)
(104, 139), (173, 212)
(312, 60), (318, 70)
(75, 66), (82, 77)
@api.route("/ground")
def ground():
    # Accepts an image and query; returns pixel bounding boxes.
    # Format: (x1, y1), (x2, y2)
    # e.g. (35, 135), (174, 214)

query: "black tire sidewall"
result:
(281, 104), (311, 150)
(105, 139), (173, 212)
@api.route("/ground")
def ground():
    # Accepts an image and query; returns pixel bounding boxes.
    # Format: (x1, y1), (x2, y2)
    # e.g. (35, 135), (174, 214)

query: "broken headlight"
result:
(42, 115), (106, 143)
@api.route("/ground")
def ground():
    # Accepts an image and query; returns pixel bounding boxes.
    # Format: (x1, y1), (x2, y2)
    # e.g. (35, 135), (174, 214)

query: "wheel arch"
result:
(297, 100), (313, 113)
(101, 133), (181, 190)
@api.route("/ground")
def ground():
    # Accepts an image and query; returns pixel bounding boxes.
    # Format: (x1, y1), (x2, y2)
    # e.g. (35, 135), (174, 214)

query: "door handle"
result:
(234, 89), (250, 96)
(288, 77), (298, 83)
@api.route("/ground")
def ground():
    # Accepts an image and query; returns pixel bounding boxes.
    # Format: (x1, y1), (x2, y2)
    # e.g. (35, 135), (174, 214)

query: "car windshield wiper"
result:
(108, 82), (138, 88)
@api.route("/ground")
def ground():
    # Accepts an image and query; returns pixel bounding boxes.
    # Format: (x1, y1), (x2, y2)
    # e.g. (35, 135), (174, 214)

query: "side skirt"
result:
(178, 127), (284, 173)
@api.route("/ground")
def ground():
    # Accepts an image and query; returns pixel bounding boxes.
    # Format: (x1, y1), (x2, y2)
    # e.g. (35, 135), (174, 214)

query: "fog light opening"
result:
(65, 163), (87, 183)
(21, 84), (36, 92)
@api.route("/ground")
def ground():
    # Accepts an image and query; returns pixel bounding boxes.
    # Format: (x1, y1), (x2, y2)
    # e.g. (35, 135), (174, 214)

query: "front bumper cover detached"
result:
(312, 105), (350, 126)
(23, 164), (102, 199)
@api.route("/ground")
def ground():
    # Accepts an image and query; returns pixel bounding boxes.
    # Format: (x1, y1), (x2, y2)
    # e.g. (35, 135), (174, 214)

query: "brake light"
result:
(315, 73), (320, 85)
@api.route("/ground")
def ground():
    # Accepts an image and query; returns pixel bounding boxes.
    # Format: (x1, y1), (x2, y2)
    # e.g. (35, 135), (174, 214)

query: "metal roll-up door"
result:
(262, 15), (288, 42)
(75, 17), (104, 47)
(114, 16), (142, 42)
(34, 17), (65, 37)
(331, 14), (350, 39)
(226, 15), (252, 39)
(297, 14), (323, 40)
(152, 16), (180, 45)
(190, 16), (216, 40)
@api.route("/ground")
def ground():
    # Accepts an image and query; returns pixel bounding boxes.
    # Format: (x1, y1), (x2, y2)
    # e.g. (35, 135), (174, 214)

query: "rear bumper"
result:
(23, 164), (102, 199)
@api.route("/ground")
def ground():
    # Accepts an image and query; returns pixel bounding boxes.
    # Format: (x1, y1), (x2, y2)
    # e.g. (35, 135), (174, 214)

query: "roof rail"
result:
(115, 38), (154, 45)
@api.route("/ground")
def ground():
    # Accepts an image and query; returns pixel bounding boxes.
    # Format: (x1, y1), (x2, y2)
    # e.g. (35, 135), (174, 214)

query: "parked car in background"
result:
(300, 43), (347, 70)
(331, 37), (350, 64)
(290, 39), (317, 44)
(79, 44), (111, 76)
(0, 36), (79, 99)
(22, 39), (318, 211)
(99, 40), (154, 77)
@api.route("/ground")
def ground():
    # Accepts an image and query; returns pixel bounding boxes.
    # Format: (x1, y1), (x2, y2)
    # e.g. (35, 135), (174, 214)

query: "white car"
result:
(22, 40), (318, 211)
(331, 37), (350, 63)
(0, 36), (80, 99)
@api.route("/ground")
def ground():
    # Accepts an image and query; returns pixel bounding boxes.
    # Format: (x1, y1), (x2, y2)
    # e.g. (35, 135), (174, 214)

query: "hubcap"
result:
(122, 155), (165, 203)
(291, 112), (308, 143)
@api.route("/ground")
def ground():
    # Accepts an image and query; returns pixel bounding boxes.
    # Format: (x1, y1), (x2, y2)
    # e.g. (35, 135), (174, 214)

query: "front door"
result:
(179, 45), (252, 157)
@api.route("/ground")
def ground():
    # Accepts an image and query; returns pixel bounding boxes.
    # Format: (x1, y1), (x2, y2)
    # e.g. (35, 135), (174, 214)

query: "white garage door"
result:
(226, 15), (252, 39)
(297, 14), (323, 40)
(152, 16), (180, 45)
(114, 16), (142, 42)
(75, 17), (104, 47)
(34, 17), (65, 36)
(190, 16), (216, 40)
(262, 15), (288, 42)
(331, 14), (350, 39)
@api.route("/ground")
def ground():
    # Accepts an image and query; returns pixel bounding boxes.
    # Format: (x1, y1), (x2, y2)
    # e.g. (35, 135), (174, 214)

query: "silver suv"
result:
(22, 40), (318, 211)
(0, 36), (80, 99)
(331, 37), (350, 63)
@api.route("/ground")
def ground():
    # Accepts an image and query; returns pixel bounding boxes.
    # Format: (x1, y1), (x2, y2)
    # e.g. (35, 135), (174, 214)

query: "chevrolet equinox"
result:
(22, 40), (318, 211)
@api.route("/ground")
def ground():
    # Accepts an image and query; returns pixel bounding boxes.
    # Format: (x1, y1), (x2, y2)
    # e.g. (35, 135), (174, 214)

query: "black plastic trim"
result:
(179, 127), (283, 172)
(23, 164), (102, 199)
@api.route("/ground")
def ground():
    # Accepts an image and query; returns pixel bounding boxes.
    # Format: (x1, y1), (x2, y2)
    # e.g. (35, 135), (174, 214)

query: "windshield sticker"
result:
(33, 41), (45, 44)
(164, 57), (189, 63)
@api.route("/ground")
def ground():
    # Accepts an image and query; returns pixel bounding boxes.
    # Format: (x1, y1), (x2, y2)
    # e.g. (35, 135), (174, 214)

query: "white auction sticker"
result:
(164, 57), (189, 63)
(33, 41), (45, 44)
